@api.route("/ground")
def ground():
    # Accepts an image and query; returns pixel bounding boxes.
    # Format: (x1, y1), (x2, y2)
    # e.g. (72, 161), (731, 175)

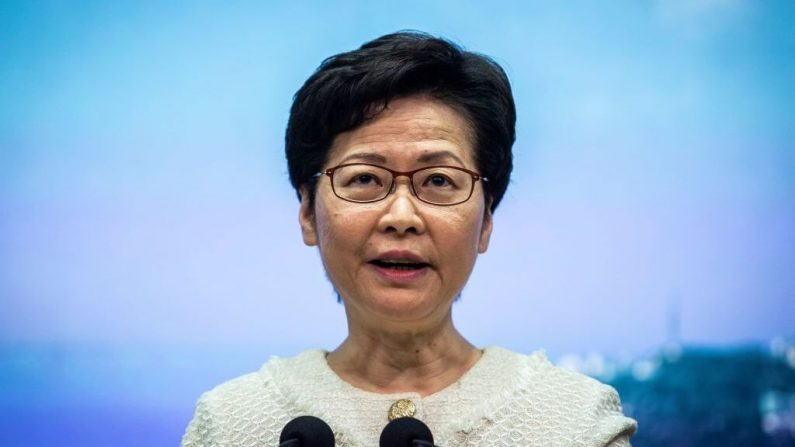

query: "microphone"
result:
(278, 415), (335, 447)
(379, 417), (437, 447)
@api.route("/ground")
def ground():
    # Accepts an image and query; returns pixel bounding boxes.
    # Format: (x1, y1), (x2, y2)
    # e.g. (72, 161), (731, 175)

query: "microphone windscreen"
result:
(279, 415), (335, 447)
(379, 417), (434, 447)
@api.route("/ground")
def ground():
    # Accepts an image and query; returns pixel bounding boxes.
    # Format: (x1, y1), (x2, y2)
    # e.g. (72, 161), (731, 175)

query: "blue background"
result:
(1, 1), (793, 445)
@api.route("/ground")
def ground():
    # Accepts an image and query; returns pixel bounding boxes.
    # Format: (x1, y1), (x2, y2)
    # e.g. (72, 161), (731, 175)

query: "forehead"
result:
(327, 96), (476, 168)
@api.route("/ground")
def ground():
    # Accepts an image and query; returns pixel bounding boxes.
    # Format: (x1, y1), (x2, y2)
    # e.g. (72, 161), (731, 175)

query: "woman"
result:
(182, 31), (636, 447)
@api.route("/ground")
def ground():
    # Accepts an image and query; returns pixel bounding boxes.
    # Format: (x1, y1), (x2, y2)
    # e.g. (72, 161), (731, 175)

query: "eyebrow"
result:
(338, 152), (388, 164)
(338, 150), (467, 166)
(416, 150), (466, 166)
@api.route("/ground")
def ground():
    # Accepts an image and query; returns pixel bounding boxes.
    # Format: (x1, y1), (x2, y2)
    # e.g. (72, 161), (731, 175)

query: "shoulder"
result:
(485, 347), (623, 407)
(480, 347), (637, 446)
(197, 349), (326, 408)
(516, 348), (623, 409)
(181, 350), (326, 447)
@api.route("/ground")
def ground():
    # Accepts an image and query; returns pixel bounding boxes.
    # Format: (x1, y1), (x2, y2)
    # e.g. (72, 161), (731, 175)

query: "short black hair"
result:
(285, 31), (515, 212)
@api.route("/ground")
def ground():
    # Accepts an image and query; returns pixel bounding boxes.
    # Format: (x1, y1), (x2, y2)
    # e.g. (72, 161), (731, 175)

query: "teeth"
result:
(372, 259), (427, 269)
(390, 264), (420, 270)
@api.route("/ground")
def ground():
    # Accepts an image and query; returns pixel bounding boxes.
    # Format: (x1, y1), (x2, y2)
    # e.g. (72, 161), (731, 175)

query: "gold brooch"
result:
(388, 399), (417, 421)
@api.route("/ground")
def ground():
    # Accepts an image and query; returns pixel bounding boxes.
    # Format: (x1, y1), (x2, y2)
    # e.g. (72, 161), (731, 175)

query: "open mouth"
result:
(369, 259), (430, 271)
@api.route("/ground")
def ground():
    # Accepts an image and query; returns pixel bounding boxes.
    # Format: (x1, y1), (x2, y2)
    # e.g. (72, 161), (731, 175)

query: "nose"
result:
(376, 178), (426, 236)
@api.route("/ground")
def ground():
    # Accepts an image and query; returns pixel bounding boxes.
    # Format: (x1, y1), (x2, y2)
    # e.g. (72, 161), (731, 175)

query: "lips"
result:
(368, 251), (430, 271)
(367, 251), (431, 283)
(369, 259), (430, 270)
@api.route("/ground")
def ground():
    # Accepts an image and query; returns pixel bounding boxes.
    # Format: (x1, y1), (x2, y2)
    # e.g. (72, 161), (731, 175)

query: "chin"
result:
(348, 291), (450, 325)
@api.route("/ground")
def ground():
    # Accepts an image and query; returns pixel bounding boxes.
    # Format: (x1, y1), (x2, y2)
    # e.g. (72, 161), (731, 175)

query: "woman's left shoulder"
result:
(488, 347), (619, 397)
(482, 347), (637, 446)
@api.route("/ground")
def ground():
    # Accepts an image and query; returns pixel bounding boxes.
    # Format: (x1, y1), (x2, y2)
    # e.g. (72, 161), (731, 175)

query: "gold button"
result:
(388, 399), (417, 421)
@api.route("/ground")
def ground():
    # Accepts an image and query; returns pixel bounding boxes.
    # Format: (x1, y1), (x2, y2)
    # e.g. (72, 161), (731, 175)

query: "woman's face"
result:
(299, 96), (493, 331)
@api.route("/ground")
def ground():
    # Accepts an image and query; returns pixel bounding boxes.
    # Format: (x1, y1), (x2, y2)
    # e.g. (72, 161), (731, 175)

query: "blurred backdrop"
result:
(1, 1), (793, 446)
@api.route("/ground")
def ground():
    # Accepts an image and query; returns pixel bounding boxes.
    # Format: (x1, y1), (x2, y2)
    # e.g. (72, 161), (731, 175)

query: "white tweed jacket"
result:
(181, 347), (636, 446)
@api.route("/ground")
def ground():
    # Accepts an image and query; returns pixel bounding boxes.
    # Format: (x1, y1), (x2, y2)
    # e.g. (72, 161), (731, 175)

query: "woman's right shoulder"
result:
(191, 365), (279, 425)
(194, 349), (327, 407)
(197, 370), (269, 403)
(181, 351), (324, 447)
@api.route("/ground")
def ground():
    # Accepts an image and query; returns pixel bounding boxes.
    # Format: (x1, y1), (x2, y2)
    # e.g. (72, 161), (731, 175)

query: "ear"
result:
(478, 204), (493, 254)
(298, 187), (318, 246)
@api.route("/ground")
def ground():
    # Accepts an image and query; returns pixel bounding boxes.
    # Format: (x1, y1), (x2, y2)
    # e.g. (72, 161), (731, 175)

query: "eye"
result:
(422, 172), (457, 189)
(353, 174), (378, 185)
(348, 173), (381, 186)
(337, 167), (387, 188)
(424, 173), (455, 188)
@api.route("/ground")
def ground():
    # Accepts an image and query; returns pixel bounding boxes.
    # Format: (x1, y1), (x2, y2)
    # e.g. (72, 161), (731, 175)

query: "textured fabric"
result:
(181, 347), (636, 446)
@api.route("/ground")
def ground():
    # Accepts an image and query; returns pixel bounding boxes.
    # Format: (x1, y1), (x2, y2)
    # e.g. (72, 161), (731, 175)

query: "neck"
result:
(326, 314), (481, 397)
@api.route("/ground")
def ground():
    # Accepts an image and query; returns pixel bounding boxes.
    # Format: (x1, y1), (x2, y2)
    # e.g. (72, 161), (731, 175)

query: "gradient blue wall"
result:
(1, 1), (793, 445)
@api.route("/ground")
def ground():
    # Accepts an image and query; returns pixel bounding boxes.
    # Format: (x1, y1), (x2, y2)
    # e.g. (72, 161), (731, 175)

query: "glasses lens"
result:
(413, 167), (473, 205)
(332, 165), (391, 202)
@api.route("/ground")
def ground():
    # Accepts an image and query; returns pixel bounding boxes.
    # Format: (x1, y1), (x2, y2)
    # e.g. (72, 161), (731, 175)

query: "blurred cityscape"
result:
(1, 338), (794, 446)
(559, 338), (795, 447)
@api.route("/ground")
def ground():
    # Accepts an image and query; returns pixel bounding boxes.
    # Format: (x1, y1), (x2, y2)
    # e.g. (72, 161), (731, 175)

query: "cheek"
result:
(315, 206), (372, 256)
(432, 210), (484, 249)
(316, 212), (346, 254)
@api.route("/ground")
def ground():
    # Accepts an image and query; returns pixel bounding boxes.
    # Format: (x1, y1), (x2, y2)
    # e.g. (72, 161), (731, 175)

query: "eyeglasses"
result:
(316, 163), (487, 206)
